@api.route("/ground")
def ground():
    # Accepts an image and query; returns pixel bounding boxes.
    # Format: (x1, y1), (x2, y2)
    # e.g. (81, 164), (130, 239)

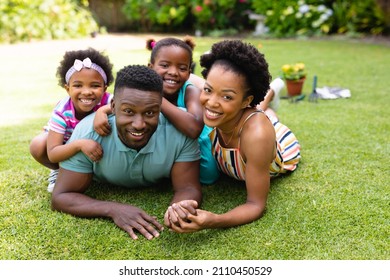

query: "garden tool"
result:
(309, 75), (318, 102)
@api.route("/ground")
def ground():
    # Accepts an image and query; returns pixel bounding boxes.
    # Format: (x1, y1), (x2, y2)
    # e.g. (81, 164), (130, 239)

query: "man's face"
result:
(112, 88), (162, 151)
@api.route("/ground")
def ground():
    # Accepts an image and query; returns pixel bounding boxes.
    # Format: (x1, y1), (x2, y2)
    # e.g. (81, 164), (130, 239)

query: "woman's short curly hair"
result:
(56, 47), (114, 87)
(200, 40), (271, 106)
(114, 65), (163, 96)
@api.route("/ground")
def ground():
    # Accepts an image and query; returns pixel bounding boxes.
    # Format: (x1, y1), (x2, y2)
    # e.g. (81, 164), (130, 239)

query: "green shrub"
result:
(0, 0), (99, 43)
(121, 0), (190, 32)
(121, 0), (253, 35)
(328, 0), (387, 35)
(252, 0), (334, 37)
(252, 0), (389, 37)
(191, 0), (252, 35)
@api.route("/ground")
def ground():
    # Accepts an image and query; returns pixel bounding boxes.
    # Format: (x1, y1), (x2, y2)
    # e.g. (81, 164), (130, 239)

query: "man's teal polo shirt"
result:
(60, 113), (200, 188)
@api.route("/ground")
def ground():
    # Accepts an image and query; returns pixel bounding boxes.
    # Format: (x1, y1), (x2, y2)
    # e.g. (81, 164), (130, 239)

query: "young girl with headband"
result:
(29, 48), (114, 192)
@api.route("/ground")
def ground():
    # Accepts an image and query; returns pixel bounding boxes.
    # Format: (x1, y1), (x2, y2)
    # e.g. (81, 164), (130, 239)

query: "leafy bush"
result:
(122, 0), (253, 35)
(328, 0), (388, 35)
(191, 0), (252, 35)
(122, 0), (191, 32)
(0, 0), (99, 43)
(253, 0), (389, 37)
(252, 0), (334, 37)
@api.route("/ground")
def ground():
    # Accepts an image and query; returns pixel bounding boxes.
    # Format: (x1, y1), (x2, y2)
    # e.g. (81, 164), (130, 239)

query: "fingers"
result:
(179, 200), (198, 215)
(171, 203), (190, 221)
(87, 147), (103, 162)
(95, 123), (111, 136)
(169, 218), (198, 233)
(99, 123), (111, 136)
(166, 205), (179, 226)
(125, 216), (163, 240)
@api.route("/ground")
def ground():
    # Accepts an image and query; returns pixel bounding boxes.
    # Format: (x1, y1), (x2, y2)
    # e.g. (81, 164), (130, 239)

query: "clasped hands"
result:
(164, 200), (209, 233)
(113, 200), (207, 241)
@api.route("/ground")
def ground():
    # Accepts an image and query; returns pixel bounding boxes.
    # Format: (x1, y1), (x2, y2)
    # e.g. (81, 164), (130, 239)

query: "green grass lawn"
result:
(0, 34), (389, 260)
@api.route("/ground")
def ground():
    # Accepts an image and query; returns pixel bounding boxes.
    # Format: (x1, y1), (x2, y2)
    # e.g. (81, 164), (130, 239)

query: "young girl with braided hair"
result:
(30, 48), (114, 192)
(165, 39), (301, 232)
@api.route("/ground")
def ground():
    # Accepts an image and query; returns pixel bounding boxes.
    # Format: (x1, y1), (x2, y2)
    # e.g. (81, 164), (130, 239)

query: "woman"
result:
(164, 40), (301, 232)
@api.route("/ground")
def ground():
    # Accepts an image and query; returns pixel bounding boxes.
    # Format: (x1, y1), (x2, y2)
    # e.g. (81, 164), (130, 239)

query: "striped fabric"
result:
(47, 92), (112, 143)
(210, 110), (301, 181)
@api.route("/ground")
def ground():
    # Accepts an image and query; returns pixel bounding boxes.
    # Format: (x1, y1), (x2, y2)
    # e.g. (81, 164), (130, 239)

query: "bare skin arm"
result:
(189, 73), (205, 90)
(51, 168), (164, 240)
(161, 85), (204, 139)
(168, 114), (275, 232)
(93, 104), (112, 136)
(47, 130), (103, 163)
(163, 160), (202, 227)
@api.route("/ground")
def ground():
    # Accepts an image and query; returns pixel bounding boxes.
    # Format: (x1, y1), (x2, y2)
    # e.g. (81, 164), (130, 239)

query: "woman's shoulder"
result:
(240, 109), (270, 129)
(240, 109), (274, 142)
(239, 109), (276, 162)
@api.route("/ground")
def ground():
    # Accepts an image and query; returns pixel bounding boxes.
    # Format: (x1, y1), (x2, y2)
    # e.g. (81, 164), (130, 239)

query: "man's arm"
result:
(164, 160), (202, 227)
(170, 160), (202, 205)
(51, 168), (163, 240)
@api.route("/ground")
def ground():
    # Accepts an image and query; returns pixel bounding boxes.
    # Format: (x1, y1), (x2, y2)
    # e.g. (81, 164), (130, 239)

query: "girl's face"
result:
(200, 65), (253, 130)
(65, 68), (107, 119)
(149, 46), (191, 101)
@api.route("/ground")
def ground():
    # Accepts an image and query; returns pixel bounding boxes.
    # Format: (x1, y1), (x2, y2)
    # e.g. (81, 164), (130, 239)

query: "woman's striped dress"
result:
(209, 110), (301, 181)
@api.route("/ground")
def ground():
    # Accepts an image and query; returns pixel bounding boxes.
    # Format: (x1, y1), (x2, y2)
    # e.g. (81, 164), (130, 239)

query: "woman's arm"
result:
(161, 85), (204, 139)
(169, 114), (275, 232)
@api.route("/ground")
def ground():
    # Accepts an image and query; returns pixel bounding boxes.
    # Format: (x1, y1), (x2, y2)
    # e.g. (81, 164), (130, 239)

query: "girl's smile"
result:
(65, 68), (106, 119)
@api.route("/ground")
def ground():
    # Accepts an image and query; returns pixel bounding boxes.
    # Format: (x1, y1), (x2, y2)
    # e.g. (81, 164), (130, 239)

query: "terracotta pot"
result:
(286, 78), (305, 96)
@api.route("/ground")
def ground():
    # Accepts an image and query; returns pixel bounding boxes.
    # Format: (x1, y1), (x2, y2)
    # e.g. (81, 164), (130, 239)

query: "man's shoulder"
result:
(157, 113), (185, 137)
(156, 113), (198, 149)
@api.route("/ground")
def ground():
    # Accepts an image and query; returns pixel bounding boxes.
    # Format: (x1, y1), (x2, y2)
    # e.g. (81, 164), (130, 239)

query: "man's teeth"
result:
(165, 80), (177, 84)
(131, 132), (143, 136)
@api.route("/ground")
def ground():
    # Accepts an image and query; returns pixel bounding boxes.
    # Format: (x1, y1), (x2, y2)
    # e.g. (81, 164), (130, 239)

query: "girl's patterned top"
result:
(48, 92), (112, 143)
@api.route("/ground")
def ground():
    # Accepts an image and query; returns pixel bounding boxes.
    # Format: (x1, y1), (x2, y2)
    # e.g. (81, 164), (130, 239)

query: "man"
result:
(51, 65), (202, 240)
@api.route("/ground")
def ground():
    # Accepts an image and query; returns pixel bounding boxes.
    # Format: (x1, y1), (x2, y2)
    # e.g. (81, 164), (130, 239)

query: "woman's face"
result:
(199, 65), (253, 130)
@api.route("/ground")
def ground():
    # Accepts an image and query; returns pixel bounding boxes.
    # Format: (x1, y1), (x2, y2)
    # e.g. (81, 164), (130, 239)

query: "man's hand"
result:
(111, 204), (164, 240)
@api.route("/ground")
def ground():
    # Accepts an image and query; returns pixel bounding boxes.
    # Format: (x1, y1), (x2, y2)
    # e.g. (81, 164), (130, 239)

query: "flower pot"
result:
(286, 78), (305, 96)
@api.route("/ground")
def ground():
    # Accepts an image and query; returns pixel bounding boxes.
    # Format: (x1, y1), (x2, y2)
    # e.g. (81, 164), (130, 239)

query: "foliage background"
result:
(0, 0), (98, 43)
(1, 0), (389, 44)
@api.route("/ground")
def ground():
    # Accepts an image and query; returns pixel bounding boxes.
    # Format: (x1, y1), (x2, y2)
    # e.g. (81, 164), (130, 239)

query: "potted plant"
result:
(281, 62), (307, 96)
